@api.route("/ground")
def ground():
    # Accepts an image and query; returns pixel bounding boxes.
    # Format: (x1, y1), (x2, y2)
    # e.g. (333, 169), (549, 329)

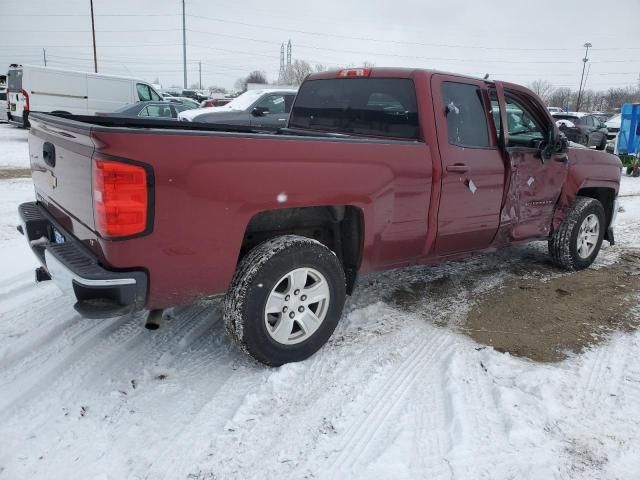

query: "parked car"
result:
(0, 87), (7, 123)
(200, 98), (232, 108)
(19, 67), (621, 366)
(547, 106), (563, 113)
(181, 89), (208, 102)
(164, 96), (200, 109)
(5, 64), (162, 128)
(552, 112), (608, 149)
(605, 113), (621, 141)
(99, 101), (193, 119)
(180, 88), (298, 128)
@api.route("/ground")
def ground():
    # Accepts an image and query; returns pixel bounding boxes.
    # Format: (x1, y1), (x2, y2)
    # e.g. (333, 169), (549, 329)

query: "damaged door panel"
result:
(492, 82), (568, 243)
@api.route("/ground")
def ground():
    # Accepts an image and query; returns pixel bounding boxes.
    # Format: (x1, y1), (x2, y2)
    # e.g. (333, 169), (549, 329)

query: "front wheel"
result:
(223, 235), (346, 366)
(548, 196), (605, 270)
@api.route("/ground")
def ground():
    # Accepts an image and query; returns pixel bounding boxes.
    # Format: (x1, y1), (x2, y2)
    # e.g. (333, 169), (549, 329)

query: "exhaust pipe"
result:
(145, 309), (164, 330)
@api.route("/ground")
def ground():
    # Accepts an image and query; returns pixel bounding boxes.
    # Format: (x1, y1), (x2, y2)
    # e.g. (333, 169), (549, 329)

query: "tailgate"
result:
(28, 114), (96, 233)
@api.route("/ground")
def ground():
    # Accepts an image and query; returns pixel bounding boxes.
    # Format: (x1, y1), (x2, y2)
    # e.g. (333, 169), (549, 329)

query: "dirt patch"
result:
(464, 252), (640, 362)
(0, 168), (31, 179)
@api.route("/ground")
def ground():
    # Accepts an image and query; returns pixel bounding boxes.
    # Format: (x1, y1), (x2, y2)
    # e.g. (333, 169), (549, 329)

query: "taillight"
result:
(21, 89), (29, 112)
(337, 68), (371, 78)
(93, 158), (149, 238)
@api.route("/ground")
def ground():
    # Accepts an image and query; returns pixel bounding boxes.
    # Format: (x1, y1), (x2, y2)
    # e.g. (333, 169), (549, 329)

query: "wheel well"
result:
(240, 206), (364, 294)
(577, 187), (615, 237)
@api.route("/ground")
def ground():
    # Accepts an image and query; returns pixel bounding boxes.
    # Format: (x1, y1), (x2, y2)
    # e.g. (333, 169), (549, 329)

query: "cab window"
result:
(149, 88), (162, 101)
(255, 94), (287, 114)
(139, 104), (173, 118)
(441, 82), (490, 148)
(490, 91), (546, 148)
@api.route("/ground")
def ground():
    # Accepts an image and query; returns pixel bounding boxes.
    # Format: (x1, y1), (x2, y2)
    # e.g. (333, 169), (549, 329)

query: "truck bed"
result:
(27, 112), (432, 309)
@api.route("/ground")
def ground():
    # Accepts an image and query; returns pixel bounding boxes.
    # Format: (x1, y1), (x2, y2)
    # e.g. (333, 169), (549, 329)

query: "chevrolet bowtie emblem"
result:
(47, 170), (57, 189)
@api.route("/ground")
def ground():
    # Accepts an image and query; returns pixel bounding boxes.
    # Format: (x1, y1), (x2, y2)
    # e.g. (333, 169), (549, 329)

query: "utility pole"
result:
(90, 0), (97, 72)
(199, 61), (202, 89)
(278, 43), (285, 84)
(42, 48), (47, 66)
(182, 0), (187, 89)
(575, 42), (591, 112)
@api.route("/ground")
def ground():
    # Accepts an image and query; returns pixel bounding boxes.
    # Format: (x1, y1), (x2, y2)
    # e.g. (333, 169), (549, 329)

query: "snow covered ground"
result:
(1, 123), (639, 480)
(0, 124), (30, 169)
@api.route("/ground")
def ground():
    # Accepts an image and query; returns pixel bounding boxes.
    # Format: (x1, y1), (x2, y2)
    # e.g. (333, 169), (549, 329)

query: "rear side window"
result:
(441, 82), (489, 147)
(289, 78), (419, 139)
(8, 69), (22, 91)
(0, 91), (6, 101)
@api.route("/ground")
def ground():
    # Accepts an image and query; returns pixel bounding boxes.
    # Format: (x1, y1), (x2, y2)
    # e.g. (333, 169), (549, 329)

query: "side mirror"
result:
(540, 129), (556, 161)
(251, 106), (269, 117)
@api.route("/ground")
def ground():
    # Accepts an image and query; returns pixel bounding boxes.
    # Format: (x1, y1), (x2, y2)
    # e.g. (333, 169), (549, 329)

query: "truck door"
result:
(492, 82), (569, 241)
(431, 75), (505, 255)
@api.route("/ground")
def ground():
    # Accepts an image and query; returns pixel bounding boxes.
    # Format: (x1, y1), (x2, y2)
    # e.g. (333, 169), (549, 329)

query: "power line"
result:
(184, 13), (582, 52)
(2, 13), (180, 17)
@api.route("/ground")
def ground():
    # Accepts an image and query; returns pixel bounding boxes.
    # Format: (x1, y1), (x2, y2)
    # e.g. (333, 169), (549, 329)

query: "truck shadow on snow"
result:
(381, 244), (640, 362)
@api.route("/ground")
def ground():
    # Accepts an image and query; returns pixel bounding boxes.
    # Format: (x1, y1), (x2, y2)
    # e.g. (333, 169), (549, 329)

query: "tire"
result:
(223, 235), (346, 366)
(597, 137), (606, 151)
(548, 196), (605, 270)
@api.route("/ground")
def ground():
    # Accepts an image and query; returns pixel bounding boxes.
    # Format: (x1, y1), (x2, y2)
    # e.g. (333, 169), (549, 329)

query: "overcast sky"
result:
(1, 0), (639, 91)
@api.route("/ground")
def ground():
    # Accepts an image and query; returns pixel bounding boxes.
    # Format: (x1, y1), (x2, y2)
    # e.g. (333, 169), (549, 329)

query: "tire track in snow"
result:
(77, 303), (217, 392)
(0, 301), (86, 375)
(328, 328), (453, 475)
(427, 346), (515, 479)
(0, 313), (136, 420)
(0, 301), (244, 478)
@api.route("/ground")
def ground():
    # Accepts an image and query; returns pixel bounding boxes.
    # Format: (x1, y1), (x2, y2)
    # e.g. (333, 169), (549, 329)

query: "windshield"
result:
(7, 69), (22, 91)
(553, 114), (580, 122)
(222, 90), (268, 110)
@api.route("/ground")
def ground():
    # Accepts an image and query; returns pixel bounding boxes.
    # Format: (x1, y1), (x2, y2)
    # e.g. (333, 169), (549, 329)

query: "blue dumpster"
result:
(617, 103), (640, 154)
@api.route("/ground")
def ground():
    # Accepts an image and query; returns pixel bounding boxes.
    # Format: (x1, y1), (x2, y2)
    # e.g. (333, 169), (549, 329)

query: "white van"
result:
(6, 64), (162, 127)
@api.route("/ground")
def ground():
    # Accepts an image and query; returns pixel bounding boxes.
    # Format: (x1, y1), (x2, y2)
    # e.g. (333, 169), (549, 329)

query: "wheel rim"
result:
(577, 213), (599, 259)
(264, 267), (331, 345)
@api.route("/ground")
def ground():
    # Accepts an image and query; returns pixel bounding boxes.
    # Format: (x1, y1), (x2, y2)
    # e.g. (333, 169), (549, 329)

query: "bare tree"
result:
(286, 59), (313, 85)
(235, 71), (268, 92)
(246, 71), (268, 85)
(207, 85), (227, 93)
(528, 79), (554, 104)
(547, 87), (573, 110)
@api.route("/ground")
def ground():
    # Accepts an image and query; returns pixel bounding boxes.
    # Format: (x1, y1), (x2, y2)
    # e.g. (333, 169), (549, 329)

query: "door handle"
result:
(446, 164), (469, 173)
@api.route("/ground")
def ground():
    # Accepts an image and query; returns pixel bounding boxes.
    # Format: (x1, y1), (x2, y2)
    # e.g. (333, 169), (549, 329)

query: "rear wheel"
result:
(223, 235), (346, 366)
(548, 196), (605, 270)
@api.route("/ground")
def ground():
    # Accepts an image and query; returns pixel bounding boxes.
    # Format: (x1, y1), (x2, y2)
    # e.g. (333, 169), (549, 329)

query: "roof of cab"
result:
(306, 67), (484, 82)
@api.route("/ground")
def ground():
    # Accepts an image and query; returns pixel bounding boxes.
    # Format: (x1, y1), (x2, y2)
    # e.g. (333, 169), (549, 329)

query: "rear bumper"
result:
(18, 202), (147, 318)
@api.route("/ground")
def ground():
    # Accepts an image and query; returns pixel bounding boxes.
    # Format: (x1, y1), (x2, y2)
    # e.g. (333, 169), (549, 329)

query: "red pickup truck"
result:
(19, 68), (621, 365)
